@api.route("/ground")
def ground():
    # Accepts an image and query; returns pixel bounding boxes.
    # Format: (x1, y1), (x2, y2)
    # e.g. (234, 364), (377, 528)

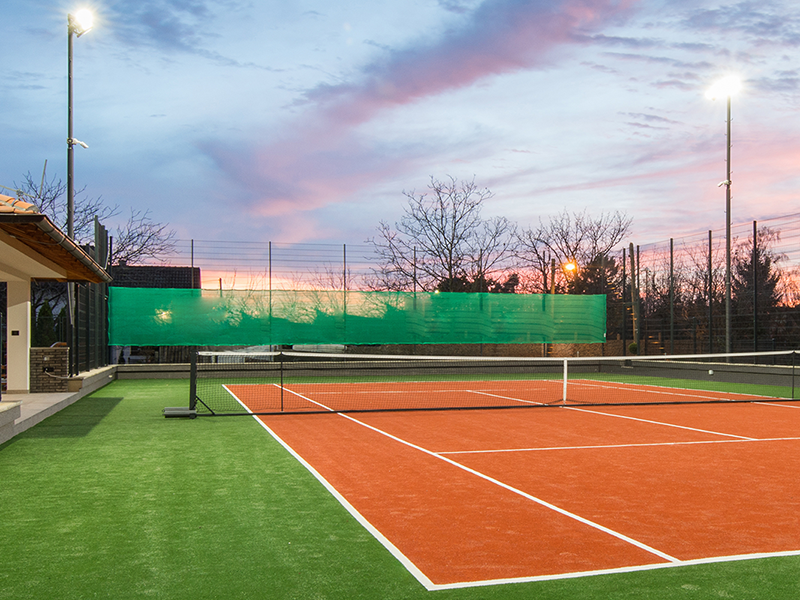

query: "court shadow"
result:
(22, 397), (124, 439)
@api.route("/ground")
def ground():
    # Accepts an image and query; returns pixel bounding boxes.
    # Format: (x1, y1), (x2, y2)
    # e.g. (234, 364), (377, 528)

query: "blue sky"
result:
(3, 0), (800, 248)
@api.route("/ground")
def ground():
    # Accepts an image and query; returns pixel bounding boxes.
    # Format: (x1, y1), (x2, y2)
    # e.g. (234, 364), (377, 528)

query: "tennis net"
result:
(188, 349), (799, 416)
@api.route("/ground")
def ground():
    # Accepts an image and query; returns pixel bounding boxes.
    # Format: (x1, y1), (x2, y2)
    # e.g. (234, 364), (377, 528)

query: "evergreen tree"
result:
(732, 229), (782, 351)
(33, 300), (57, 348)
(567, 254), (625, 341)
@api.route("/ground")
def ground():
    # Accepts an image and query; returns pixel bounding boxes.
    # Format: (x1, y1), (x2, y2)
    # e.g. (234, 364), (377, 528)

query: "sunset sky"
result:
(3, 0), (800, 250)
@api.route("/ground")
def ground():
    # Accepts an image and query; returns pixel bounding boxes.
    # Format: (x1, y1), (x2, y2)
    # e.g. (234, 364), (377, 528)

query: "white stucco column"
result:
(6, 280), (31, 393)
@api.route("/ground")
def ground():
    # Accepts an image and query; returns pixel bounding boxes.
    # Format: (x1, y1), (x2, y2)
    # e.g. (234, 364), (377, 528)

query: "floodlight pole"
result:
(708, 76), (739, 355)
(66, 11), (91, 376)
(67, 11), (92, 239)
(67, 15), (77, 377)
(724, 94), (732, 354)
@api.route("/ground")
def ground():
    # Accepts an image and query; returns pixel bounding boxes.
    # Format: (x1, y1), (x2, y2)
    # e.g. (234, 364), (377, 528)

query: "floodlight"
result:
(706, 75), (741, 100)
(69, 9), (94, 37)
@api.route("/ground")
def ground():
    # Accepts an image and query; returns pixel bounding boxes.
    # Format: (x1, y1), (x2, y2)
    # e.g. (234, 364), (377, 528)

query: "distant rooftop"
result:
(110, 264), (201, 289)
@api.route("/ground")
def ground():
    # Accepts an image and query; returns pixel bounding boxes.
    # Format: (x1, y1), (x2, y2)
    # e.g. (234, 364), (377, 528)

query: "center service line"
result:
(337, 411), (680, 564)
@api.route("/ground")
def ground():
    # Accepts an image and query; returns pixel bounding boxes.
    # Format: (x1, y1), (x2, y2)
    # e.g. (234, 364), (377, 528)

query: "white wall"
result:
(6, 280), (31, 393)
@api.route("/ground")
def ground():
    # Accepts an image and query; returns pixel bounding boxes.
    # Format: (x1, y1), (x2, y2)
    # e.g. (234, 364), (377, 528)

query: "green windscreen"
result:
(108, 287), (606, 346)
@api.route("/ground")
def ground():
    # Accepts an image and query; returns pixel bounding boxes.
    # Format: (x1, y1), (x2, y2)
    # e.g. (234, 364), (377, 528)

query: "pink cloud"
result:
(302, 0), (636, 125)
(200, 0), (639, 229)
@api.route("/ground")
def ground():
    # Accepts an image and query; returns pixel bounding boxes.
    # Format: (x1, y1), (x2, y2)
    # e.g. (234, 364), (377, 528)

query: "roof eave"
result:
(0, 213), (112, 284)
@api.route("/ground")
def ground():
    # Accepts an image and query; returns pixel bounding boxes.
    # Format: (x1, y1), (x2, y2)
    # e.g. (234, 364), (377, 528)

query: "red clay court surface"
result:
(228, 382), (800, 591)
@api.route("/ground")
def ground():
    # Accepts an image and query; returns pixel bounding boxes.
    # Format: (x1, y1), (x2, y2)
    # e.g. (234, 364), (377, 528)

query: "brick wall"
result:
(30, 347), (70, 393)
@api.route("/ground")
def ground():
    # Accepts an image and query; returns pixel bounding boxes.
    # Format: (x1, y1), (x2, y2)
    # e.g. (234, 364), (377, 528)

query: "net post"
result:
(280, 350), (284, 412)
(189, 348), (197, 410)
(562, 358), (568, 404)
(793, 351), (796, 400)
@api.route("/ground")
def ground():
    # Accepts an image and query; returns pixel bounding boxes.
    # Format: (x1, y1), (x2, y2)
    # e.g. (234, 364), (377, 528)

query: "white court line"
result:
(223, 383), (337, 412)
(569, 379), (771, 402)
(227, 384), (800, 591)
(565, 406), (758, 440)
(270, 389), (678, 564)
(430, 549), (800, 590)
(332, 411), (679, 564)
(225, 385), (437, 591)
(758, 401), (800, 409)
(280, 384), (559, 397)
(440, 436), (800, 455)
(466, 389), (547, 405)
(273, 383), (335, 411)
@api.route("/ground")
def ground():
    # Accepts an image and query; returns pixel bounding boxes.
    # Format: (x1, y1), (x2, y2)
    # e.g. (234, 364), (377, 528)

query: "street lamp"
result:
(706, 75), (741, 354)
(67, 9), (93, 240)
(562, 260), (578, 294)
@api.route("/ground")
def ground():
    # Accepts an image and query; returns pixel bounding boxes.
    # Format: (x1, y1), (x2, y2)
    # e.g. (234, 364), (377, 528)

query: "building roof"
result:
(0, 193), (112, 284)
(0, 195), (38, 214)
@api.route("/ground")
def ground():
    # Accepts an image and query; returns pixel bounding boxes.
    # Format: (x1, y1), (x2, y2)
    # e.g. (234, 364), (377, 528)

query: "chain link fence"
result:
(148, 212), (800, 355)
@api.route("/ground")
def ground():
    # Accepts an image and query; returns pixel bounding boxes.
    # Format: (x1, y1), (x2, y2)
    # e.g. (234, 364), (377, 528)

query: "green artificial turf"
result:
(1, 379), (799, 599)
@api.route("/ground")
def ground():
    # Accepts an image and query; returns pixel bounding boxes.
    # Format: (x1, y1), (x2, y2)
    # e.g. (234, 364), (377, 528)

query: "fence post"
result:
(622, 247), (627, 357)
(670, 238), (674, 355)
(753, 221), (758, 352)
(343, 243), (347, 342)
(189, 350), (197, 410)
(708, 230), (713, 354)
(268, 240), (272, 320)
(628, 243), (640, 353)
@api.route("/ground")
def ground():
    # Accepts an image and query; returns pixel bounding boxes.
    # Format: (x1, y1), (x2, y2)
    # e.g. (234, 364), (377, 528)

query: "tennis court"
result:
(4, 376), (800, 599)
(221, 374), (800, 591)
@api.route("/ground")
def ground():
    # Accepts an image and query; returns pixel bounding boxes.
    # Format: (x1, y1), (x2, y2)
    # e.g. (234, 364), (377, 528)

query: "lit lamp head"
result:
(706, 75), (741, 100)
(68, 9), (94, 37)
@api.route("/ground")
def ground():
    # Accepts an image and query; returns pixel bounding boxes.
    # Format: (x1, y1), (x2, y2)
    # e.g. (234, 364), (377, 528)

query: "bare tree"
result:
(11, 169), (176, 328)
(15, 169), (176, 266)
(516, 209), (631, 293)
(112, 208), (177, 266)
(15, 170), (117, 246)
(367, 176), (517, 292)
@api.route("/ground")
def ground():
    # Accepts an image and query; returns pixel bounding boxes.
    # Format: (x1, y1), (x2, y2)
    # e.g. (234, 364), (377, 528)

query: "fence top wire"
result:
(139, 211), (800, 294)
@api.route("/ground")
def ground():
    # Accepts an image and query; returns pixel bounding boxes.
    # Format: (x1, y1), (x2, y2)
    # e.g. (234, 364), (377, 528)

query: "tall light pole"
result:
(67, 9), (93, 240)
(67, 9), (93, 376)
(706, 75), (741, 354)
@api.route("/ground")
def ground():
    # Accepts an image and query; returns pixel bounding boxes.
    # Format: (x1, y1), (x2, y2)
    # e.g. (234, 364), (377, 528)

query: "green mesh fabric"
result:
(108, 287), (606, 346)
